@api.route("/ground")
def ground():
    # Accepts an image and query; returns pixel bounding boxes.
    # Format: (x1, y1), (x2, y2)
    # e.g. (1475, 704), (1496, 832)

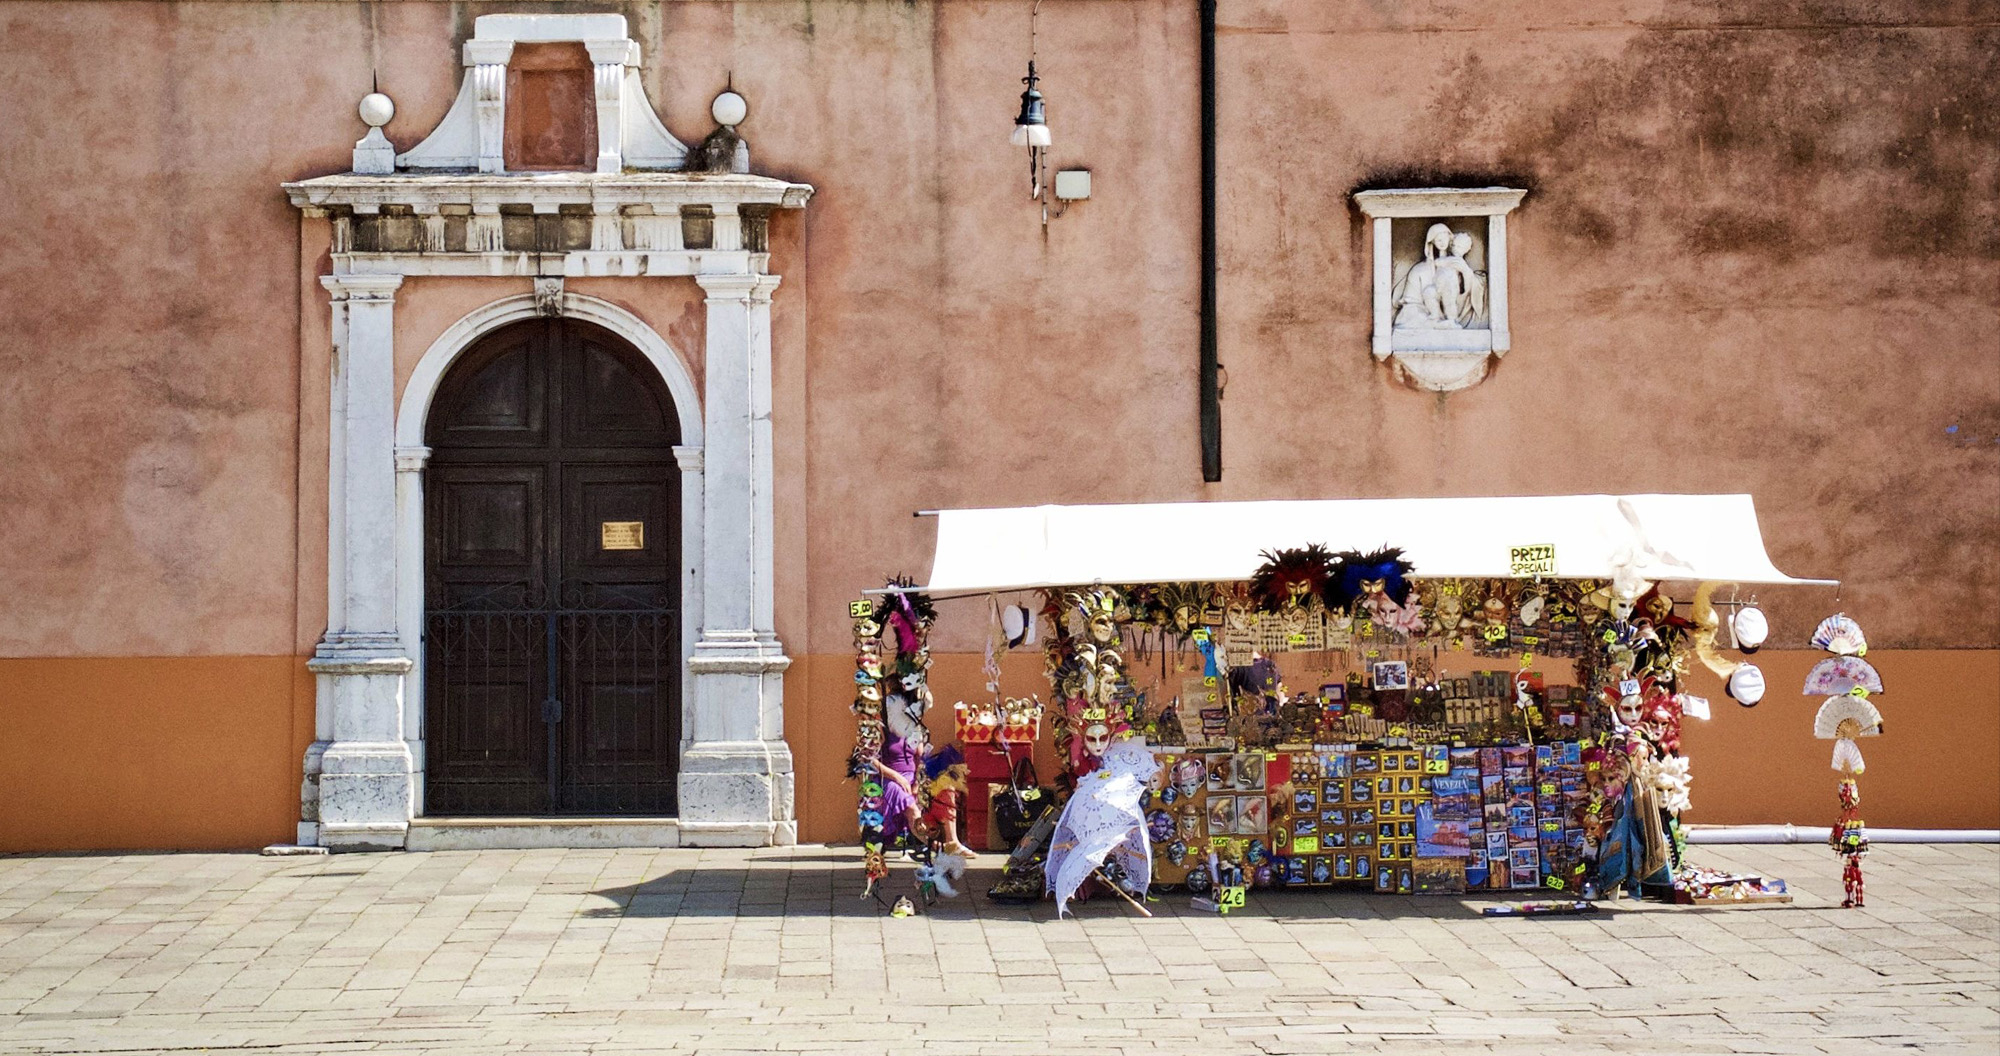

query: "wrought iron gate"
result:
(426, 583), (680, 815)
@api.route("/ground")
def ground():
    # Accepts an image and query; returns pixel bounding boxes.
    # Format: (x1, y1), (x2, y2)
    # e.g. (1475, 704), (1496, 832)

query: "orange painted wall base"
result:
(0, 657), (309, 852)
(1678, 649), (1999, 831)
(3, 649), (1988, 851)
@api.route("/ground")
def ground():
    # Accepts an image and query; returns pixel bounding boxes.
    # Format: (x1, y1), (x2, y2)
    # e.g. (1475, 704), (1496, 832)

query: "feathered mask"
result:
(1249, 545), (1334, 613)
(880, 579), (936, 657)
(1326, 547), (1416, 610)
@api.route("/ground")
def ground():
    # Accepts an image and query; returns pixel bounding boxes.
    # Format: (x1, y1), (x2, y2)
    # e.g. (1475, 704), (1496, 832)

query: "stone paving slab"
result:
(0, 843), (1992, 1054)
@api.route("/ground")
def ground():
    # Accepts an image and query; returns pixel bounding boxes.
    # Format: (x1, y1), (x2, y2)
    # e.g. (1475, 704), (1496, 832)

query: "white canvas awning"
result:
(914, 494), (1833, 595)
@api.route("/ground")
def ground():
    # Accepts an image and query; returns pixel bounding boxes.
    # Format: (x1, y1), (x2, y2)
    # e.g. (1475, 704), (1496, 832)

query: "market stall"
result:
(847, 494), (1833, 914)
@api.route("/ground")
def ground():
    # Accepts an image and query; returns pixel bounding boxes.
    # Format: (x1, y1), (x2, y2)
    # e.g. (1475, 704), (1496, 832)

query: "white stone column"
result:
(1371, 216), (1393, 360)
(307, 273), (416, 851)
(465, 39), (514, 175)
(680, 272), (794, 847)
(394, 445), (432, 816)
(585, 40), (636, 175)
(1487, 212), (1511, 354)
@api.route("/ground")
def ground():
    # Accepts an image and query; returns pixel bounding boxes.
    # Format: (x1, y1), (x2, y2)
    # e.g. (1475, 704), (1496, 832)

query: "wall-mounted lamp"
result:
(1011, 59), (1051, 199)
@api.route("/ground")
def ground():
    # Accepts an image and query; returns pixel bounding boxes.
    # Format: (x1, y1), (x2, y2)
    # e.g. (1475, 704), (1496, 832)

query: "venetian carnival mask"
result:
(1644, 591), (1675, 625)
(1172, 758), (1205, 797)
(1518, 594), (1545, 627)
(1614, 689), (1643, 726)
(1359, 577), (1388, 600)
(1082, 720), (1113, 757)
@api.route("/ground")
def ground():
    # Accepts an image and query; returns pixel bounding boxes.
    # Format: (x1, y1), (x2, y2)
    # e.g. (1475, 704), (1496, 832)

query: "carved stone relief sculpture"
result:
(1394, 223), (1486, 331)
(1355, 188), (1526, 392)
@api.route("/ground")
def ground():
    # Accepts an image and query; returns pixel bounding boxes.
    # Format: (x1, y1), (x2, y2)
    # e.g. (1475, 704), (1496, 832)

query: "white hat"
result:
(1726, 663), (1765, 707)
(1731, 606), (1768, 653)
(1000, 603), (1037, 648)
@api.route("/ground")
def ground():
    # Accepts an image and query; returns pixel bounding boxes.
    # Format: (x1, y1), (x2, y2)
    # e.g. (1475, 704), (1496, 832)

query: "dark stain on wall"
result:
(1476, 25), (2000, 264)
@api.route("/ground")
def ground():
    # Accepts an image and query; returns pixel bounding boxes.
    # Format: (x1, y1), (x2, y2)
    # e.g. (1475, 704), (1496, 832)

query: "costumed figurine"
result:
(1831, 779), (1868, 908)
(1044, 734), (1162, 916)
(920, 745), (978, 860)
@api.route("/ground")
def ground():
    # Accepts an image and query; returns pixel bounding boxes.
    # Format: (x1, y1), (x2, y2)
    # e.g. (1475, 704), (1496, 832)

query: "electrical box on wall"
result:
(1054, 169), (1091, 201)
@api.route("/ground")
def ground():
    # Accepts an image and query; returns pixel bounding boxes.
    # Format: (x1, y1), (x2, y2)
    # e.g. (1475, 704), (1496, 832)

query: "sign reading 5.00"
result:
(1509, 544), (1556, 577)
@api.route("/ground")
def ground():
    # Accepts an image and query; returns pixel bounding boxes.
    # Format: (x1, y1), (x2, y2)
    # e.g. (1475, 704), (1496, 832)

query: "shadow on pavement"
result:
(584, 858), (1793, 921)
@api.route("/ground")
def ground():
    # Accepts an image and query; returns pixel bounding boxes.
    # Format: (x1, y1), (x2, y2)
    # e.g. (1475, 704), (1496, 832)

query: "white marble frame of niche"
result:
(1354, 187), (1526, 392)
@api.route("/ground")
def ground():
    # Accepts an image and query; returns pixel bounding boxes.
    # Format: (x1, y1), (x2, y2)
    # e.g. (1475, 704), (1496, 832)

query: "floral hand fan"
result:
(1803, 656), (1884, 696)
(1811, 613), (1868, 657)
(1814, 694), (1883, 775)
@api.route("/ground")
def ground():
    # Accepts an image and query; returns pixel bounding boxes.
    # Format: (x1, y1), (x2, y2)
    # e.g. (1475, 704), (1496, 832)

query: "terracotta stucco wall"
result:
(0, 2), (1992, 849)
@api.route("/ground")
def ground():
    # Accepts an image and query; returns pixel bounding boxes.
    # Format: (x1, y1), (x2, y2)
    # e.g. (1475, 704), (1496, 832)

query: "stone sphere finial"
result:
(359, 92), (396, 129)
(711, 90), (747, 128)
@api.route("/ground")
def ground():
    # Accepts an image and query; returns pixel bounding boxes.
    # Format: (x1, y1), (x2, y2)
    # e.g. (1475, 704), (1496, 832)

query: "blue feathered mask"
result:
(1326, 547), (1416, 610)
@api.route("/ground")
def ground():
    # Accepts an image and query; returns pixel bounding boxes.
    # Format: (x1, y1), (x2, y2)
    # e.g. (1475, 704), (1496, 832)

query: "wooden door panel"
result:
(428, 329), (547, 450)
(424, 318), (682, 817)
(557, 464), (679, 812)
(562, 466), (679, 607)
(563, 331), (677, 449)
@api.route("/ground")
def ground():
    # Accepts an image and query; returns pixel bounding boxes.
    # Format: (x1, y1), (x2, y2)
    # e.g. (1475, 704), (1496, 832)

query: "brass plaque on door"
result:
(601, 521), (645, 550)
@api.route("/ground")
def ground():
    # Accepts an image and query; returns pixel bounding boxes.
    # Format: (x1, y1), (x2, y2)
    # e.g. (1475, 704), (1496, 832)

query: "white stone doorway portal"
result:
(284, 12), (809, 850)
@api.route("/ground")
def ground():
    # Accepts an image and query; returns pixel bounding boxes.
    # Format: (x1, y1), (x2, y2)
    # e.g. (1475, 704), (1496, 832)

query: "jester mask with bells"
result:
(1067, 589), (1121, 645)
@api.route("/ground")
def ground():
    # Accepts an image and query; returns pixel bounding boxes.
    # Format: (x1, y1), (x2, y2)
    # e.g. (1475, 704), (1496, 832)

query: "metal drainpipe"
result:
(1198, 0), (1221, 482)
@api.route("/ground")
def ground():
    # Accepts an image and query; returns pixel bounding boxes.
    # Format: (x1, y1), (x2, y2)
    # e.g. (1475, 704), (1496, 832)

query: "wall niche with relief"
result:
(1353, 187), (1526, 393)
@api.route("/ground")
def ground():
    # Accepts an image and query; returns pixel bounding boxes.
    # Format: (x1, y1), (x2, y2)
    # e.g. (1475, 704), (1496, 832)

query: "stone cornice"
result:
(1354, 187), (1526, 218)
(284, 172), (813, 214)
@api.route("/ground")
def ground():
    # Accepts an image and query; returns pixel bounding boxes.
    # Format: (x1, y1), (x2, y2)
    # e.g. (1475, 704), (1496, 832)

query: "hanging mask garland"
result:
(848, 597), (890, 893)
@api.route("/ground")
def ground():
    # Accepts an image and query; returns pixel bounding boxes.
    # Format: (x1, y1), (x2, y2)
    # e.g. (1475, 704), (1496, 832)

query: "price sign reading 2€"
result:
(1509, 544), (1557, 577)
(1217, 886), (1247, 913)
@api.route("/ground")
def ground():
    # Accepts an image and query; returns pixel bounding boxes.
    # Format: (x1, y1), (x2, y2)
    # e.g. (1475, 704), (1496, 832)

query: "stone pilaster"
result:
(307, 273), (415, 851)
(680, 273), (794, 846)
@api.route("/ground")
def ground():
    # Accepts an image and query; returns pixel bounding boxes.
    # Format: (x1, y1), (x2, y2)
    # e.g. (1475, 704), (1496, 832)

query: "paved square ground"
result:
(0, 842), (1992, 1054)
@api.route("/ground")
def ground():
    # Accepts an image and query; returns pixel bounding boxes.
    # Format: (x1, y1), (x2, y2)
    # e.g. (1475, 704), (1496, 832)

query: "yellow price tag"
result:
(1218, 886), (1247, 909)
(1544, 874), (1566, 890)
(849, 600), (873, 618)
(1292, 836), (1320, 854)
(1520, 653), (1535, 667)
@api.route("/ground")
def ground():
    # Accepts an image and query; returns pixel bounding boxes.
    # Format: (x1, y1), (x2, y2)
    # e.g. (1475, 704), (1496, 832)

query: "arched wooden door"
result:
(423, 318), (682, 815)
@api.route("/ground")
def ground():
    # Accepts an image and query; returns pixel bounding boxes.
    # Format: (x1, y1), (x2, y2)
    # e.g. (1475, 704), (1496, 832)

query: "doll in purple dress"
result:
(874, 689), (930, 841)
